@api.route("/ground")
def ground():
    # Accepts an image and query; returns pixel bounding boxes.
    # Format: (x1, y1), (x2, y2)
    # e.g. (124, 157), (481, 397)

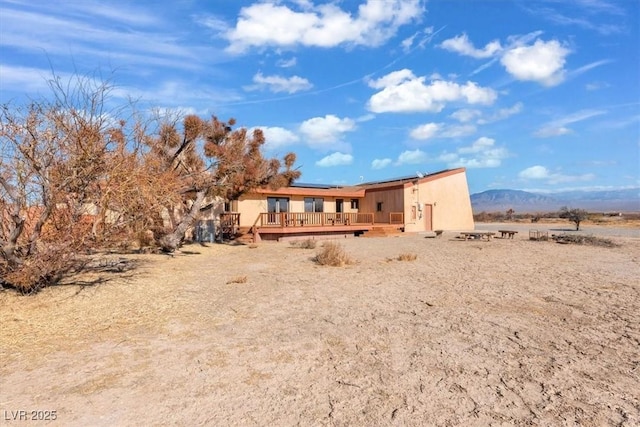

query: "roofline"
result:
(358, 168), (467, 189)
(249, 186), (365, 198)
(244, 168), (466, 198)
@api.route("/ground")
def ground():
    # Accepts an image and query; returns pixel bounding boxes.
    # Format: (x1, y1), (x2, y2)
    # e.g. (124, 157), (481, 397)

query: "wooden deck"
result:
(249, 212), (403, 242)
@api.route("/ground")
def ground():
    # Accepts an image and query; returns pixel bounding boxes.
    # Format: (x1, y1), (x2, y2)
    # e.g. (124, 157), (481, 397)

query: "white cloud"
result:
(356, 113), (376, 122)
(371, 158), (393, 169)
(401, 32), (419, 52)
(299, 114), (356, 142)
(519, 165), (596, 184)
(252, 126), (300, 151)
(367, 69), (497, 113)
(585, 81), (611, 91)
(450, 108), (482, 123)
(458, 137), (495, 154)
(440, 137), (509, 169)
(299, 114), (356, 151)
(439, 32), (572, 87)
(439, 33), (502, 58)
(440, 124), (477, 138)
(410, 123), (441, 140)
(477, 102), (523, 124)
(409, 123), (477, 141)
(410, 122), (476, 140)
(397, 149), (429, 165)
(245, 72), (312, 94)
(0, 65), (57, 93)
(534, 126), (572, 138)
(316, 152), (353, 167)
(501, 39), (570, 86)
(277, 57), (297, 68)
(224, 0), (423, 53)
(534, 109), (606, 137)
(367, 69), (415, 89)
(519, 165), (551, 179)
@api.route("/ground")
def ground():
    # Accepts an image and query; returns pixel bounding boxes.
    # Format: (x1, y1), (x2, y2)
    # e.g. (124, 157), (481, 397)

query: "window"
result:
(376, 202), (383, 212)
(267, 197), (289, 225)
(304, 197), (324, 213)
(267, 197), (289, 213)
(350, 199), (359, 210)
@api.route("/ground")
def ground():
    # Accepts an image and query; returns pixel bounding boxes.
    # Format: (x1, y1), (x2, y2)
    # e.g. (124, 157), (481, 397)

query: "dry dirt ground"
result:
(1, 223), (639, 426)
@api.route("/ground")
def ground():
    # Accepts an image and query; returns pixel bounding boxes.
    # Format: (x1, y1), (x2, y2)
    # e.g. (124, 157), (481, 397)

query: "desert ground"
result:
(1, 221), (639, 426)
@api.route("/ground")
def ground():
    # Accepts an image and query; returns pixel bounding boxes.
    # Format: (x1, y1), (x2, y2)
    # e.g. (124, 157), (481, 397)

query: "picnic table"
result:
(459, 231), (496, 241)
(498, 230), (518, 239)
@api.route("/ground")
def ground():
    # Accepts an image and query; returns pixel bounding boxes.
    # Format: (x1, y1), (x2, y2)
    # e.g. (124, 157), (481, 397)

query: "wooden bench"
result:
(459, 231), (495, 241)
(498, 230), (518, 239)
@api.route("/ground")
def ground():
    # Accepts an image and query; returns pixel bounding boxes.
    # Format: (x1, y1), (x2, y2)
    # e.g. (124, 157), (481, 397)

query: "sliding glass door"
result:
(267, 197), (289, 224)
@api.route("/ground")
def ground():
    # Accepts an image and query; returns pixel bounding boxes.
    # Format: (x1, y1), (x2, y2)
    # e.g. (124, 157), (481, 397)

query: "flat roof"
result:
(248, 168), (465, 197)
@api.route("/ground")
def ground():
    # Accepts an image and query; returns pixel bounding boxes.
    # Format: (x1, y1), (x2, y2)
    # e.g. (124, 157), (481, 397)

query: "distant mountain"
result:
(471, 188), (640, 213)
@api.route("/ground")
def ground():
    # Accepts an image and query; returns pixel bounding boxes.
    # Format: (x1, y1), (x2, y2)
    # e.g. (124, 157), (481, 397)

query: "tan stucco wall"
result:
(236, 195), (268, 227)
(236, 194), (357, 227)
(235, 170), (473, 231)
(403, 171), (474, 232)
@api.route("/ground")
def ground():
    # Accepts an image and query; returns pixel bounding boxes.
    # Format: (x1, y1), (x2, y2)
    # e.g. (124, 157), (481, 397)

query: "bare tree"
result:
(506, 208), (515, 221)
(0, 74), (120, 292)
(1, 73), (301, 292)
(145, 115), (300, 251)
(559, 206), (589, 231)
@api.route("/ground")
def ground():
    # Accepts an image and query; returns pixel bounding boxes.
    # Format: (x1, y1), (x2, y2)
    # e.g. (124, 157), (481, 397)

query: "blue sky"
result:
(1, 0), (638, 194)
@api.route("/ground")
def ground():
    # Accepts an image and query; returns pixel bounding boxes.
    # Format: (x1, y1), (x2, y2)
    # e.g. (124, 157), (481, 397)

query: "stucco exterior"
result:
(231, 168), (474, 233)
(400, 169), (475, 232)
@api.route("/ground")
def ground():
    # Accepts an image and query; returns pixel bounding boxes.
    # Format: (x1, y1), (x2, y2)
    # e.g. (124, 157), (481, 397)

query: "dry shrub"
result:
(397, 252), (417, 261)
(136, 230), (154, 248)
(313, 241), (354, 266)
(290, 238), (316, 249)
(227, 275), (248, 284)
(552, 234), (619, 247)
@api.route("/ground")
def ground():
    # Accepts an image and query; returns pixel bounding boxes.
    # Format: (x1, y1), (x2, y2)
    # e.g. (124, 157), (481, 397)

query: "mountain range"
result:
(470, 189), (640, 213)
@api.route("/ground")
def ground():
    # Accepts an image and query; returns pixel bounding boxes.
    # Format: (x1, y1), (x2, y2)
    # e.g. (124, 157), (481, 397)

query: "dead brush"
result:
(226, 275), (248, 284)
(397, 252), (418, 261)
(290, 238), (317, 249)
(313, 241), (354, 266)
(552, 234), (619, 248)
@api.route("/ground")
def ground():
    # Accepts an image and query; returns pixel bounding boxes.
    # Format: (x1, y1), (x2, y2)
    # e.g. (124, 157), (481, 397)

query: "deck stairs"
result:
(233, 227), (255, 244)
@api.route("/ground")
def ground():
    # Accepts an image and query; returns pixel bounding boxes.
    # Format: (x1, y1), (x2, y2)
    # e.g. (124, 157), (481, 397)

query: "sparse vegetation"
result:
(290, 238), (316, 249)
(397, 252), (417, 261)
(558, 206), (589, 231)
(506, 208), (515, 221)
(552, 234), (619, 247)
(313, 241), (354, 267)
(226, 275), (248, 284)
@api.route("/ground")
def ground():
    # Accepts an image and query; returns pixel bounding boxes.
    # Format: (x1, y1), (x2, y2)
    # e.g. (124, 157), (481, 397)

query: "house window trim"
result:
(304, 197), (324, 213)
(267, 197), (290, 213)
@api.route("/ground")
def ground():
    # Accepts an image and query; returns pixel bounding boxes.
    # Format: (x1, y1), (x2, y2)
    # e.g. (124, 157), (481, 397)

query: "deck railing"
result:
(389, 212), (404, 224)
(220, 212), (241, 235)
(257, 212), (374, 228)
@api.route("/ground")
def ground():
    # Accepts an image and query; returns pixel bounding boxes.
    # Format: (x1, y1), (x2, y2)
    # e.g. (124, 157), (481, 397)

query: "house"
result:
(215, 167), (474, 242)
